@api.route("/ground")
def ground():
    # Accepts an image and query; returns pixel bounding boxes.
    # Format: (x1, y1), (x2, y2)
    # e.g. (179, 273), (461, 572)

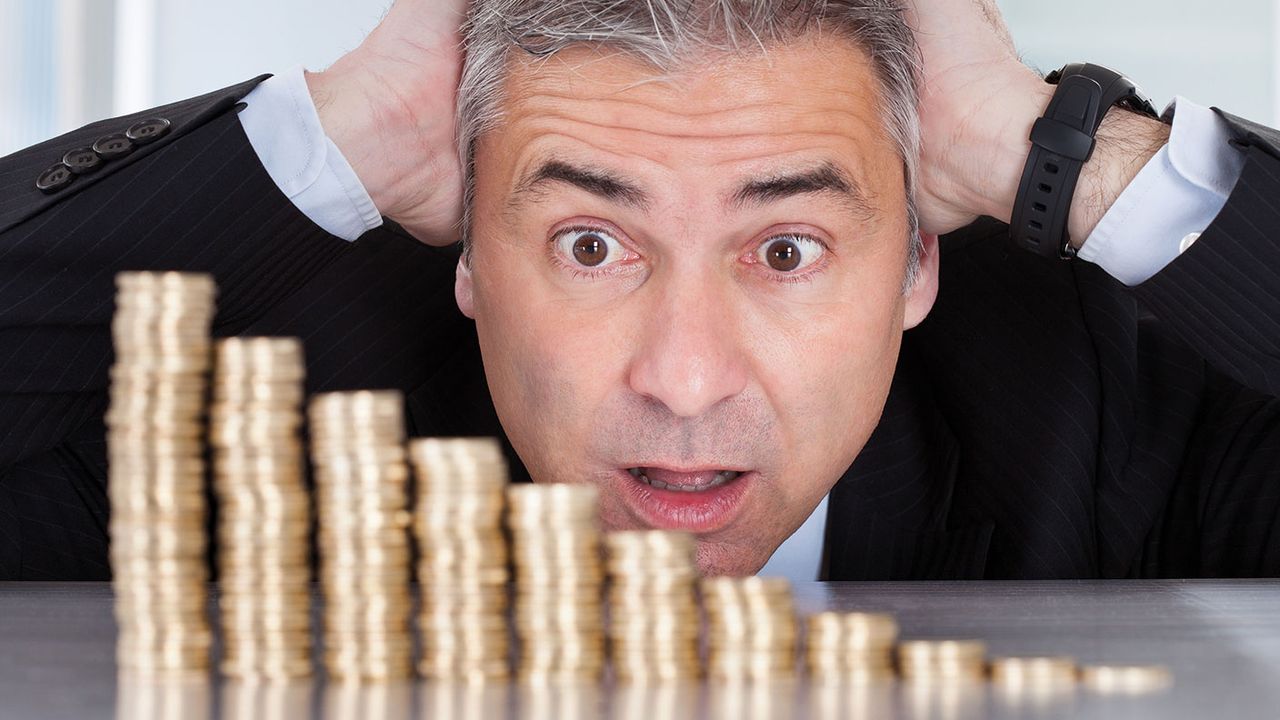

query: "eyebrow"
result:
(512, 159), (650, 211)
(509, 158), (872, 218)
(729, 162), (872, 220)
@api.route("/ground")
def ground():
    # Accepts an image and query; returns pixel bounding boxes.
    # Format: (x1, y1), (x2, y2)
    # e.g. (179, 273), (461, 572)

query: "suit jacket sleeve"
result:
(1126, 112), (1280, 576)
(0, 77), (352, 576)
(1131, 111), (1280, 399)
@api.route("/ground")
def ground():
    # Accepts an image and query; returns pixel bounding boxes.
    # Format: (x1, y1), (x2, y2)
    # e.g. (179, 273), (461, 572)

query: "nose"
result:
(626, 275), (750, 418)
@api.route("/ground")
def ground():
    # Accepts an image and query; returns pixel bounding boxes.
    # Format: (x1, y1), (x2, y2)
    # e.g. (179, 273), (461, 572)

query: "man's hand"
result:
(306, 0), (467, 246)
(907, 0), (1170, 245)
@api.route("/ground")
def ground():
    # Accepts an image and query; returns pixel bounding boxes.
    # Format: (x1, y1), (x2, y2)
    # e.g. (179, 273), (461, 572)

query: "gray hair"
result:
(457, 0), (923, 293)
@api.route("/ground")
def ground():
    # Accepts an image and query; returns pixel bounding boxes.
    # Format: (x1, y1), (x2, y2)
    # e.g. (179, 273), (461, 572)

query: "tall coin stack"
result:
(507, 484), (605, 682)
(804, 612), (898, 683)
(409, 437), (511, 681)
(896, 640), (987, 682)
(308, 390), (412, 680)
(108, 271), (216, 675)
(211, 337), (311, 679)
(701, 577), (798, 681)
(604, 530), (701, 682)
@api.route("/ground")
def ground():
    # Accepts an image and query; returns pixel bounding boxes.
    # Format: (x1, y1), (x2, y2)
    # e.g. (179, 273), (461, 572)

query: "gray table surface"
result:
(1, 580), (1278, 719)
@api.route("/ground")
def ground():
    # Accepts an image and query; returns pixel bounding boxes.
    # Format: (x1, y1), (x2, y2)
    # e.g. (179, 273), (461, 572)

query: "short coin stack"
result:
(410, 437), (511, 681)
(701, 577), (798, 681)
(897, 640), (987, 682)
(309, 390), (412, 680)
(805, 612), (898, 683)
(507, 484), (605, 682)
(604, 530), (701, 682)
(1079, 664), (1172, 694)
(108, 271), (216, 675)
(990, 656), (1078, 708)
(211, 337), (311, 679)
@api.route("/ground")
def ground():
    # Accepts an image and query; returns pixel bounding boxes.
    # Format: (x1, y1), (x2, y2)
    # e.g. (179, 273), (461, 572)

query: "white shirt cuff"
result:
(1078, 96), (1247, 286)
(237, 67), (382, 242)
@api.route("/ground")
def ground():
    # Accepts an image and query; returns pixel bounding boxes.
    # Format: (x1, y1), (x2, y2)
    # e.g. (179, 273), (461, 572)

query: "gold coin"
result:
(220, 658), (313, 680)
(1079, 664), (1172, 694)
(897, 639), (987, 664)
(805, 612), (899, 649)
(989, 656), (1077, 686)
(507, 483), (599, 511)
(699, 576), (792, 597)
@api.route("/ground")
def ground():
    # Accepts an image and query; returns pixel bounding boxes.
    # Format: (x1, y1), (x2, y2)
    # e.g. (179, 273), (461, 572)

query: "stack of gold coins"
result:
(804, 612), (898, 682)
(308, 390), (412, 681)
(896, 640), (987, 682)
(990, 656), (1078, 709)
(210, 337), (311, 680)
(507, 484), (605, 682)
(108, 271), (216, 675)
(1079, 664), (1172, 694)
(604, 530), (700, 682)
(409, 437), (510, 681)
(701, 577), (798, 681)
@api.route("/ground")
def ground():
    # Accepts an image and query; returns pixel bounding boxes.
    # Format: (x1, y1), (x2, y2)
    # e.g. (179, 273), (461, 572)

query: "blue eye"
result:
(757, 234), (825, 272)
(555, 227), (625, 268)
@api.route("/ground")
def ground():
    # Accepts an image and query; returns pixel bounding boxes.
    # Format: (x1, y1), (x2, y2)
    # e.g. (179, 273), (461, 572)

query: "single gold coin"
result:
(989, 656), (1078, 685)
(1079, 664), (1172, 694)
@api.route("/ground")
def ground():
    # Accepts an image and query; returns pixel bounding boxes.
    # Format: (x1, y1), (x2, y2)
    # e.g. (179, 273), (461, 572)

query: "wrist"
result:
(958, 73), (1170, 248)
(306, 66), (401, 218)
(958, 77), (1056, 225)
(1067, 109), (1170, 247)
(305, 53), (462, 242)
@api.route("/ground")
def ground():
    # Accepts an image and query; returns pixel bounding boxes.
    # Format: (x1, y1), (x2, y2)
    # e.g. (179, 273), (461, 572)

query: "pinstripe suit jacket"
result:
(1, 78), (1278, 581)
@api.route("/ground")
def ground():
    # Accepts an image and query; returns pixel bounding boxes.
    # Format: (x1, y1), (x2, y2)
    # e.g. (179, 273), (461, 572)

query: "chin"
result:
(693, 537), (771, 577)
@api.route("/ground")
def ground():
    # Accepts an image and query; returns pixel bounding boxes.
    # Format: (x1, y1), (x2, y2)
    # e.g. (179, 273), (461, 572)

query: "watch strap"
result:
(1010, 63), (1159, 259)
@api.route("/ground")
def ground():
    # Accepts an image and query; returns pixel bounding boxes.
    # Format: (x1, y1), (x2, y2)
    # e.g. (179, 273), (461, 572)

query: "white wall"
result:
(1000, 0), (1275, 123)
(1, 0), (1277, 156)
(138, 0), (389, 112)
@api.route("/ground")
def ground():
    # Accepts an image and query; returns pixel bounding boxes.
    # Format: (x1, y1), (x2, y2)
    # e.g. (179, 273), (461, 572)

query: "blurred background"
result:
(1, 0), (1275, 156)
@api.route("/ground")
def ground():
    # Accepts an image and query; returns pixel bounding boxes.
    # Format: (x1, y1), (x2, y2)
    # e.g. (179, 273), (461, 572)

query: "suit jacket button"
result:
(36, 163), (74, 194)
(92, 133), (134, 160)
(125, 117), (171, 145)
(63, 147), (103, 175)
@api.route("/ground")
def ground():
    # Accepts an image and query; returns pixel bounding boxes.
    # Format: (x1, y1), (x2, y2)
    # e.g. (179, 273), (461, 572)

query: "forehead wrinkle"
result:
(513, 94), (875, 142)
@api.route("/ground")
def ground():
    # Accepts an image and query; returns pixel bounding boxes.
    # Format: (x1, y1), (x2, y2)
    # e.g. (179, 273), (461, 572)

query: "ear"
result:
(903, 231), (940, 330)
(455, 256), (476, 319)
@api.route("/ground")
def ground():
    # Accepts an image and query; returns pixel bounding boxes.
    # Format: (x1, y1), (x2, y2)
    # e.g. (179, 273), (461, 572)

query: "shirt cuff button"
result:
(1178, 232), (1201, 254)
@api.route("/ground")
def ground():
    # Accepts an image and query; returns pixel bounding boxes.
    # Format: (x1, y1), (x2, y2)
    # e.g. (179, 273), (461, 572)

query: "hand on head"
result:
(903, 0), (1047, 236)
(307, 0), (468, 246)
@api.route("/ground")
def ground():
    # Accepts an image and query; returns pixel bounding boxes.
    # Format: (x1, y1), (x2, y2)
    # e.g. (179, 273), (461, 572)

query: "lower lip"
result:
(614, 468), (753, 534)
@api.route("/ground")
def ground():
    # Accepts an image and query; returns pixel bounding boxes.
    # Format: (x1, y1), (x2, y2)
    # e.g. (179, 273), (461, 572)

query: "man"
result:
(0, 0), (1277, 580)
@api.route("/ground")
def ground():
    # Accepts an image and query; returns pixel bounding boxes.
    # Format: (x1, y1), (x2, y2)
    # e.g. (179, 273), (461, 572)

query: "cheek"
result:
(470, 258), (627, 462)
(753, 281), (905, 464)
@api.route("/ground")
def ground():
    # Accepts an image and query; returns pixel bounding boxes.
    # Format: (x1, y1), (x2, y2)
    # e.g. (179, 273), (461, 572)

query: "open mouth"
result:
(626, 467), (743, 492)
(617, 465), (754, 533)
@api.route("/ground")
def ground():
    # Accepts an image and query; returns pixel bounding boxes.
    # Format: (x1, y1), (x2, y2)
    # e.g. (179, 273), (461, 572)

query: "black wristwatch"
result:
(1010, 63), (1160, 260)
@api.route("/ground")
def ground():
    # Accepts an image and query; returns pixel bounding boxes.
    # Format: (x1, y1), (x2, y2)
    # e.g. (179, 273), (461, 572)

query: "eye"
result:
(554, 227), (627, 268)
(756, 234), (825, 273)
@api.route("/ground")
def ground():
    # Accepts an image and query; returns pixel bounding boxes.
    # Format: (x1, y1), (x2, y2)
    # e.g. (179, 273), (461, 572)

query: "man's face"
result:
(458, 35), (938, 575)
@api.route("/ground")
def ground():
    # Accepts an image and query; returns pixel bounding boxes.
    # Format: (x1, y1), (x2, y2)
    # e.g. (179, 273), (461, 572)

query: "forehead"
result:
(479, 35), (900, 198)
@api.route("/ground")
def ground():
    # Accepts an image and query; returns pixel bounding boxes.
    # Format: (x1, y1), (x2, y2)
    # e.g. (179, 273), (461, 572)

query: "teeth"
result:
(628, 468), (743, 492)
